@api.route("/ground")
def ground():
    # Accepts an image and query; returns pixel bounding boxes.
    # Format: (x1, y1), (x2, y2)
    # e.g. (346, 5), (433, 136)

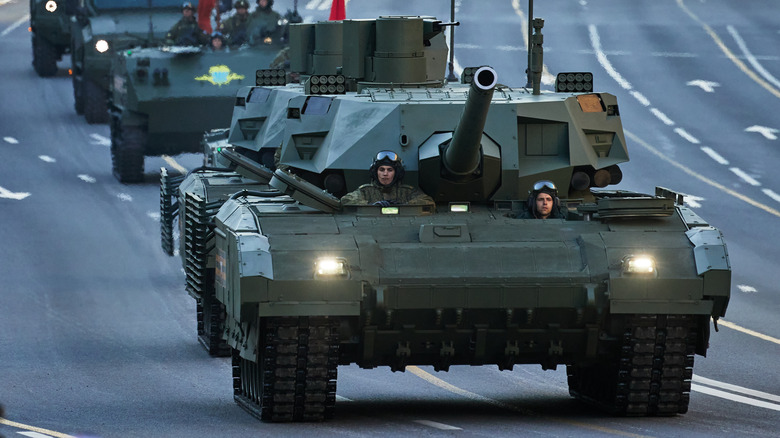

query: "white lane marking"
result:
(686, 79), (720, 92)
(78, 174), (96, 183)
(147, 211), (161, 221)
(630, 90), (650, 107)
(0, 186), (31, 200)
(650, 108), (675, 126)
(694, 375), (780, 403)
(117, 193), (133, 202)
(414, 420), (462, 431)
(4, 136), (19, 144)
(679, 193), (704, 208)
(700, 146), (729, 165)
(727, 25), (780, 90)
(89, 133), (111, 146)
(38, 155), (56, 163)
(762, 188), (780, 203)
(18, 432), (55, 438)
(652, 52), (697, 58)
(455, 43), (481, 50)
(745, 125), (779, 141)
(674, 127), (700, 144)
(588, 25), (632, 91)
(335, 395), (352, 402)
(0, 14), (29, 38)
(729, 167), (761, 186)
(692, 384), (780, 412)
(736, 284), (757, 293)
(496, 45), (523, 52)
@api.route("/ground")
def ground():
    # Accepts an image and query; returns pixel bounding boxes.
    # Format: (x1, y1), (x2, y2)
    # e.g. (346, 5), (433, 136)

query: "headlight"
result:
(314, 257), (349, 279)
(95, 40), (109, 53)
(45, 1), (58, 12)
(622, 255), (656, 275)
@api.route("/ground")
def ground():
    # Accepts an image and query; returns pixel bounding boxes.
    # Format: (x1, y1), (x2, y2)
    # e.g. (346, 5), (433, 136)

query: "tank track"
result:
(183, 192), (231, 356)
(159, 168), (185, 256)
(233, 316), (340, 422)
(567, 314), (696, 416)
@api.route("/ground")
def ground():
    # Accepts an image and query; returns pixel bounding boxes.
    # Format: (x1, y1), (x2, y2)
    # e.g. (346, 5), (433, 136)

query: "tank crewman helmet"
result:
(181, 1), (195, 10)
(527, 180), (561, 217)
(369, 150), (405, 186)
(235, 0), (249, 9)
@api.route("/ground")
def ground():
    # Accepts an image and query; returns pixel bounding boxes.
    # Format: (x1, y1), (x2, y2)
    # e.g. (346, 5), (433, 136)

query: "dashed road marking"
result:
(692, 384), (780, 411)
(414, 420), (462, 431)
(700, 147), (729, 165)
(117, 193), (133, 202)
(629, 90), (650, 106)
(0, 186), (30, 200)
(89, 133), (111, 146)
(650, 108), (675, 126)
(0, 14), (29, 38)
(38, 155), (56, 163)
(674, 127), (700, 144)
(737, 285), (757, 293)
(729, 167), (761, 186)
(727, 25), (780, 90)
(762, 188), (780, 203)
(147, 211), (161, 221)
(335, 395), (352, 402)
(3, 136), (19, 144)
(78, 174), (97, 183)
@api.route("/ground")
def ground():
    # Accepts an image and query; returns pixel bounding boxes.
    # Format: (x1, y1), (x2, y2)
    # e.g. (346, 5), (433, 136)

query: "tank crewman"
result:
(341, 150), (435, 207)
(219, 0), (251, 46)
(517, 180), (566, 219)
(247, 0), (281, 45)
(210, 31), (227, 51)
(165, 2), (210, 46)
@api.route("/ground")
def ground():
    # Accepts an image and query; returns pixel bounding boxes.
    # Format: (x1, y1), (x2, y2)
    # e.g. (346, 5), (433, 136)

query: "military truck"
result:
(70, 0), (180, 123)
(29, 0), (76, 76)
(162, 15), (731, 422)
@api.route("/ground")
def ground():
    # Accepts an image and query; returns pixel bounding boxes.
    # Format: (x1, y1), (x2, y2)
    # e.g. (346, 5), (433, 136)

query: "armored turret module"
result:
(70, 0), (181, 123)
(161, 14), (731, 421)
(29, 0), (76, 76)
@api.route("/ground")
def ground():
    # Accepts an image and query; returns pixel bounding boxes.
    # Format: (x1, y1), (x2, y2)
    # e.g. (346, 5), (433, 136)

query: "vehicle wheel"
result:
(32, 34), (58, 77)
(111, 121), (146, 183)
(233, 317), (340, 422)
(73, 73), (85, 115)
(84, 79), (109, 124)
(567, 314), (696, 416)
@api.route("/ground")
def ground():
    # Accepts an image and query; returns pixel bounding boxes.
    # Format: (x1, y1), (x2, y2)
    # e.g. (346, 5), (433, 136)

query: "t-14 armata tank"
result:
(161, 14), (730, 422)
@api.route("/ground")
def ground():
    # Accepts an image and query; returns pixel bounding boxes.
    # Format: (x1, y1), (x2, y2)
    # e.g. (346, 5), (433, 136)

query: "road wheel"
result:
(73, 73), (85, 115)
(84, 79), (109, 124)
(111, 121), (146, 183)
(32, 34), (58, 77)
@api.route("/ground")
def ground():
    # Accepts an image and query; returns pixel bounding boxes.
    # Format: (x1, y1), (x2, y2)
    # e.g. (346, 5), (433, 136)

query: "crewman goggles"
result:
(375, 151), (400, 163)
(533, 180), (557, 191)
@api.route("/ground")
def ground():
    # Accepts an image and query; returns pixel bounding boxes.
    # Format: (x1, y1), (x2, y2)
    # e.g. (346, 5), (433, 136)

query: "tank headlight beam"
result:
(45, 1), (58, 12)
(95, 40), (110, 53)
(622, 255), (656, 275)
(314, 257), (349, 279)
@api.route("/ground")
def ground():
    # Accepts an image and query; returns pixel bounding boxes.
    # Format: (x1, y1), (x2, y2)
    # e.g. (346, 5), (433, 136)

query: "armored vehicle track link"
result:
(233, 316), (340, 422)
(567, 314), (697, 416)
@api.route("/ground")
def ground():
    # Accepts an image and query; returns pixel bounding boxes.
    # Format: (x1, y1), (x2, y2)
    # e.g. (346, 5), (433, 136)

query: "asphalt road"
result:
(1, 0), (779, 437)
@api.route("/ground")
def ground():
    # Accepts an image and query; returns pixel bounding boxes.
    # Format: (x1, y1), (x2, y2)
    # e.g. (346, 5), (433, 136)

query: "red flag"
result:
(328, 0), (345, 21)
(198, 0), (216, 34)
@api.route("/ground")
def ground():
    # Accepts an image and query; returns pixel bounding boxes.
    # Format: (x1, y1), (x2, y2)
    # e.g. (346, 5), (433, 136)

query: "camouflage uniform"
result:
(341, 181), (435, 206)
(220, 13), (251, 46)
(165, 16), (209, 46)
(247, 6), (281, 44)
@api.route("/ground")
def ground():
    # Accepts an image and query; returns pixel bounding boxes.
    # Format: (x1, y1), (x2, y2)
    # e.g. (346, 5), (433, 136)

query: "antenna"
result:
(525, 0), (533, 87)
(446, 0), (457, 82)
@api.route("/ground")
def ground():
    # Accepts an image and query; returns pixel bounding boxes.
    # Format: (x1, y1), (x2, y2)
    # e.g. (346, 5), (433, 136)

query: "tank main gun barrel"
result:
(443, 66), (497, 176)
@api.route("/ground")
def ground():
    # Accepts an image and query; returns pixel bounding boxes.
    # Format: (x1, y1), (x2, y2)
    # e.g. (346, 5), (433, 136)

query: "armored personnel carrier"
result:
(162, 14), (731, 421)
(29, 0), (76, 76)
(109, 39), (288, 183)
(70, 0), (181, 123)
